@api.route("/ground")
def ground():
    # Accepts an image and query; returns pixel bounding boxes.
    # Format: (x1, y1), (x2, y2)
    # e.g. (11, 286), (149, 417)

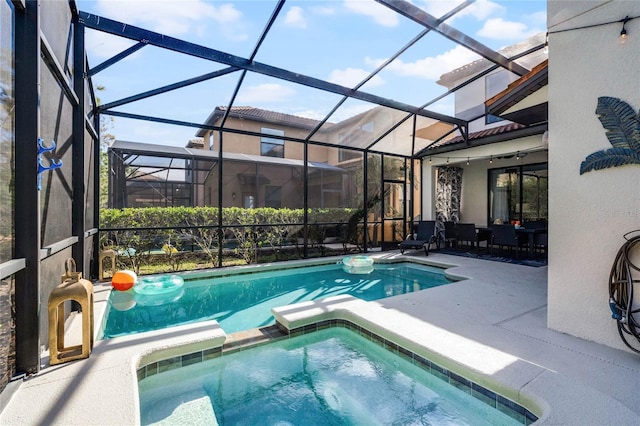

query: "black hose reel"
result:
(609, 231), (640, 353)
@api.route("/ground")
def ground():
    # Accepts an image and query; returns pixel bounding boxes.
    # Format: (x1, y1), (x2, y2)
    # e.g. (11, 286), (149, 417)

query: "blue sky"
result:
(76, 0), (547, 147)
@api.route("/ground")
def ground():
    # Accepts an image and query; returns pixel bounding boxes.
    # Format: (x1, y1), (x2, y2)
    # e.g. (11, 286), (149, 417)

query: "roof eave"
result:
(416, 123), (547, 157)
(486, 60), (548, 115)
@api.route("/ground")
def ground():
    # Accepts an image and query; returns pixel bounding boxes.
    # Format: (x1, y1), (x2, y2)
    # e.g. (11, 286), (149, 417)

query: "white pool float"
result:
(342, 255), (374, 274)
(133, 275), (185, 306)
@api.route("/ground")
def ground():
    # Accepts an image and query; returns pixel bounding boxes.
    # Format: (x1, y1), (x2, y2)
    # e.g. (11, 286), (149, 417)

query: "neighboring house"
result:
(194, 106), (420, 240)
(194, 106), (351, 210)
(109, 106), (421, 243)
(420, 33), (548, 228)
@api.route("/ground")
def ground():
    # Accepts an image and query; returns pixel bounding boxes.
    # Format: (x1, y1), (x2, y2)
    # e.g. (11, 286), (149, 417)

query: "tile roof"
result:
(420, 122), (526, 153)
(486, 59), (548, 111)
(213, 106), (326, 130)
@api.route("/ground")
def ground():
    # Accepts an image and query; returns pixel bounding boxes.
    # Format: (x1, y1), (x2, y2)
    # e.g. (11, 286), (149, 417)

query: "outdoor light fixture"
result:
(548, 14), (638, 45)
(425, 149), (537, 167)
(620, 16), (630, 41)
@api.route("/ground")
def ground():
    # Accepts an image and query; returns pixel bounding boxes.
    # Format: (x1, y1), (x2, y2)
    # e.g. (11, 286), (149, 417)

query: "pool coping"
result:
(2, 252), (640, 425)
(271, 295), (542, 423)
(136, 319), (537, 424)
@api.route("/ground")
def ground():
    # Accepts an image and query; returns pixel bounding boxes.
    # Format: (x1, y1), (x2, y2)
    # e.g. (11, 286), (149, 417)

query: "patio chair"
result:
(534, 231), (548, 257)
(490, 224), (527, 258)
(443, 221), (457, 248)
(399, 221), (438, 256)
(455, 223), (489, 253)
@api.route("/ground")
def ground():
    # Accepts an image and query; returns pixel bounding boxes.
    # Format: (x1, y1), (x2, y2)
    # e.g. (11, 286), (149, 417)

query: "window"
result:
(260, 127), (284, 158)
(488, 163), (548, 225)
(338, 147), (360, 162)
(243, 193), (255, 208)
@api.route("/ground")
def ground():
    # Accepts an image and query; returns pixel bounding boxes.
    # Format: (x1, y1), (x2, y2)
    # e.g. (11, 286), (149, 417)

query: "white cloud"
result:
(311, 6), (336, 16)
(477, 18), (538, 40)
(343, 0), (399, 27)
(460, 0), (504, 21)
(237, 84), (295, 104)
(366, 45), (480, 80)
(419, 0), (504, 22)
(284, 6), (307, 28)
(527, 11), (547, 27)
(93, 0), (247, 40)
(328, 68), (385, 88)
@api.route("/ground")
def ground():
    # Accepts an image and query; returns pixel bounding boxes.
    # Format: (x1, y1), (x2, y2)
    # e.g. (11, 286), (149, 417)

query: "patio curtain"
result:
(435, 166), (463, 223)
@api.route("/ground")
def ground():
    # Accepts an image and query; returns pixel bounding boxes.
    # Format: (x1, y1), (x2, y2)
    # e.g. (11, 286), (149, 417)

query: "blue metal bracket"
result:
(37, 138), (63, 190)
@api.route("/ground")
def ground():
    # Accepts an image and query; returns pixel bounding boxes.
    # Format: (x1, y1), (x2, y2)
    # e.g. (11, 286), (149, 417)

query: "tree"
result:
(96, 86), (115, 209)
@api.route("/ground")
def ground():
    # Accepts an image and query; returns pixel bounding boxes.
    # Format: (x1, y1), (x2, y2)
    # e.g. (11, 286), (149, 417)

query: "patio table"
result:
(476, 226), (547, 258)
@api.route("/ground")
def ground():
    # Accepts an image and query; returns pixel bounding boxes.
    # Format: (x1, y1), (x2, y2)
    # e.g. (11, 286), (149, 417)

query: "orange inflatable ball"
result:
(111, 270), (137, 291)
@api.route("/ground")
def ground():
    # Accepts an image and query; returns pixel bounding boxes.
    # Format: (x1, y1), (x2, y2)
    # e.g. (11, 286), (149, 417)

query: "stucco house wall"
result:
(547, 0), (640, 351)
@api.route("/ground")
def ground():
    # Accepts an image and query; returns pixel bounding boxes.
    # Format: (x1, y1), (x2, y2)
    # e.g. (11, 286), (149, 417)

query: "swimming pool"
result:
(102, 260), (454, 338)
(138, 326), (535, 425)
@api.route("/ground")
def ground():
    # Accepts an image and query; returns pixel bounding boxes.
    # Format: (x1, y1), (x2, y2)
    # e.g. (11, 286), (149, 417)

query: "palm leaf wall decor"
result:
(580, 97), (640, 175)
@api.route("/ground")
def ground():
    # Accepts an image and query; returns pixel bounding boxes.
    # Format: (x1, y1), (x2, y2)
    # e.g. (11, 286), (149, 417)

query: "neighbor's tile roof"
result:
(214, 106), (326, 130)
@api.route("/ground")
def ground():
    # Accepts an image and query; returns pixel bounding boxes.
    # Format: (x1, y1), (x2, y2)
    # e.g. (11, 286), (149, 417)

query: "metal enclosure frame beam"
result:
(79, 12), (465, 126)
(219, 0), (285, 129)
(376, 0), (530, 76)
(99, 66), (239, 111)
(72, 20), (87, 272)
(14, 0), (41, 375)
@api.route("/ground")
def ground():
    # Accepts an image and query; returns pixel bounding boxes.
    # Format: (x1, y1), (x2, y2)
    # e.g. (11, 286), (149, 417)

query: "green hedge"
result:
(99, 206), (365, 272)
(100, 206), (362, 229)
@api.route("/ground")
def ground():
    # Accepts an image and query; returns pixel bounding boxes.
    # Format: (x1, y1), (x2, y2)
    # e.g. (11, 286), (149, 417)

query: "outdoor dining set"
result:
(399, 220), (548, 259)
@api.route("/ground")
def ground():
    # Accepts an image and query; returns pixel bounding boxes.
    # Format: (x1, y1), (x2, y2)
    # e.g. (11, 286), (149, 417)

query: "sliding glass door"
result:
(489, 163), (547, 225)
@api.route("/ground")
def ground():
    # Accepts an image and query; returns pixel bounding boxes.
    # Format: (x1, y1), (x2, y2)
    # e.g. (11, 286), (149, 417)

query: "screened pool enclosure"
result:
(89, 0), (545, 269)
(2, 0), (549, 377)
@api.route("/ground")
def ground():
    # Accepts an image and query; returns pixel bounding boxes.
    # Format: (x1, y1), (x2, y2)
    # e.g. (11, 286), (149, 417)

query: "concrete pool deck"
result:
(1, 251), (639, 424)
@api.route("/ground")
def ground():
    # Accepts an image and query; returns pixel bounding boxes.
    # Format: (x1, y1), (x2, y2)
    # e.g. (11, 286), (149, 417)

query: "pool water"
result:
(138, 327), (525, 425)
(102, 261), (452, 338)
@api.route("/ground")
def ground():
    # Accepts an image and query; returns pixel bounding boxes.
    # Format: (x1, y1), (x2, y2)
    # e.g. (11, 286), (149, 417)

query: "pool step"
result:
(222, 325), (286, 354)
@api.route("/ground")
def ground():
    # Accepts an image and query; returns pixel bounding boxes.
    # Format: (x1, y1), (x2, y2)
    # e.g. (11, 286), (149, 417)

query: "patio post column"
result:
(217, 129), (223, 268)
(72, 19), (87, 273)
(14, 0), (42, 375)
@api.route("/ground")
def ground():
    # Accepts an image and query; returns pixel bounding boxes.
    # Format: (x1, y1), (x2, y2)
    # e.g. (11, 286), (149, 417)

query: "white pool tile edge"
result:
(270, 294), (638, 425)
